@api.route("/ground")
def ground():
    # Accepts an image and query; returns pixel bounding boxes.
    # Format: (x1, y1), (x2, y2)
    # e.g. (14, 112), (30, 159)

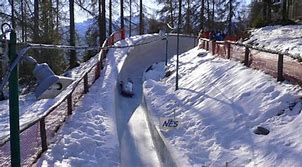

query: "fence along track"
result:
(0, 32), (195, 166)
(199, 38), (302, 85)
(0, 29), (124, 166)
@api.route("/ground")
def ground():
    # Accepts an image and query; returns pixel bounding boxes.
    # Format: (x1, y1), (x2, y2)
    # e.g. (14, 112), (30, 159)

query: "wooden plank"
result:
(212, 41), (216, 55)
(244, 46), (250, 67)
(206, 41), (209, 50)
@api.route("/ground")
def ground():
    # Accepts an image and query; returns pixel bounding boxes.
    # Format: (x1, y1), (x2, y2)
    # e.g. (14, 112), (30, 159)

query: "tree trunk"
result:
(212, 0), (214, 29)
(56, 0), (59, 31)
(200, 0), (204, 30)
(129, 0), (132, 37)
(34, 0), (39, 42)
(69, 0), (77, 68)
(24, 1), (27, 41)
(49, 0), (54, 35)
(99, 0), (102, 45)
(109, 0), (112, 35)
(121, 0), (124, 29)
(207, 0), (210, 30)
(282, 0), (288, 21)
(185, 0), (191, 33)
(41, 0), (50, 40)
(228, 0), (233, 35)
(267, 0), (271, 22)
(101, 0), (106, 42)
(11, 0), (15, 29)
(263, 1), (267, 20)
(169, 0), (174, 27)
(139, 0), (144, 35)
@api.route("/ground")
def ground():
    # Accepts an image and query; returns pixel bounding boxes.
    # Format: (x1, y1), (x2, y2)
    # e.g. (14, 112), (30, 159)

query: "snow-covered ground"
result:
(3, 28), (302, 166)
(144, 47), (302, 166)
(244, 25), (302, 58)
(36, 75), (120, 167)
(36, 35), (155, 166)
(0, 55), (99, 142)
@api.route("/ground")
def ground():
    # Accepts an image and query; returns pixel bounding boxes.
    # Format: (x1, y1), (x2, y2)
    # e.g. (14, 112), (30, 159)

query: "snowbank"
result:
(0, 55), (98, 142)
(36, 35), (151, 166)
(144, 47), (302, 166)
(244, 25), (302, 58)
(37, 76), (120, 166)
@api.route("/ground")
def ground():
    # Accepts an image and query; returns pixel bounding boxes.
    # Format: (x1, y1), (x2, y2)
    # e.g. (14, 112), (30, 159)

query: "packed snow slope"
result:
(244, 25), (302, 58)
(115, 35), (195, 167)
(144, 47), (302, 166)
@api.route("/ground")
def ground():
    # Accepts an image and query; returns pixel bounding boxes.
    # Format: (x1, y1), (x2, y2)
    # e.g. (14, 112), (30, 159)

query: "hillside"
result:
(244, 25), (302, 58)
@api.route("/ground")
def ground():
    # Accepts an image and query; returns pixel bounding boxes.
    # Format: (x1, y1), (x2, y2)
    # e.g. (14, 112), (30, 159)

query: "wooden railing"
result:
(0, 28), (125, 166)
(199, 37), (301, 83)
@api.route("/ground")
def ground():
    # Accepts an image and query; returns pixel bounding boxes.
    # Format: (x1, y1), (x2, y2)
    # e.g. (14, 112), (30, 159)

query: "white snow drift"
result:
(244, 25), (302, 58)
(144, 47), (302, 167)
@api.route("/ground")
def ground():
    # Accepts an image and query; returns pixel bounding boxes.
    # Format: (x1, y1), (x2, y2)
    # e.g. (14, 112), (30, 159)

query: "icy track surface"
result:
(36, 36), (147, 166)
(144, 48), (302, 166)
(115, 35), (195, 167)
(37, 34), (196, 166)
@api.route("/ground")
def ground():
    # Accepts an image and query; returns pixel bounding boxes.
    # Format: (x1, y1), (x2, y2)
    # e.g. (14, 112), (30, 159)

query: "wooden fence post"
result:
(212, 41), (216, 55)
(244, 46), (250, 67)
(206, 41), (209, 50)
(67, 94), (72, 115)
(40, 118), (47, 152)
(227, 42), (231, 59)
(84, 73), (89, 94)
(121, 28), (125, 39)
(277, 54), (284, 81)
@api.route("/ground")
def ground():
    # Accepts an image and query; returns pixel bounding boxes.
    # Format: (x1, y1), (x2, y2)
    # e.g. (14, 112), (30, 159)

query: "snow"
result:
(144, 47), (302, 166)
(244, 25), (302, 58)
(0, 56), (99, 143)
(36, 35), (155, 166)
(37, 77), (119, 167)
(3, 27), (302, 167)
(112, 34), (195, 167)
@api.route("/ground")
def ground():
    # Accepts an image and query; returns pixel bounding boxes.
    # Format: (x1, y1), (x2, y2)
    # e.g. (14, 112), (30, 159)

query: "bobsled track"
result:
(115, 35), (195, 167)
